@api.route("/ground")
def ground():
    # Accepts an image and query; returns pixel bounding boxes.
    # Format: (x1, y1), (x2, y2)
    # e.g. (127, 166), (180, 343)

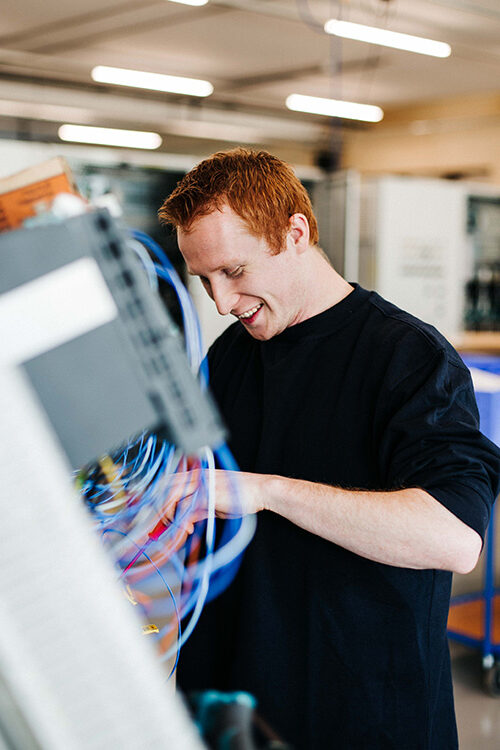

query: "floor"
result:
(451, 643), (500, 748)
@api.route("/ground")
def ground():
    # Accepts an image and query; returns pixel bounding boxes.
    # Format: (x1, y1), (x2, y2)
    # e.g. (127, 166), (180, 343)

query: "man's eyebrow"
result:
(187, 269), (210, 277)
(187, 262), (242, 276)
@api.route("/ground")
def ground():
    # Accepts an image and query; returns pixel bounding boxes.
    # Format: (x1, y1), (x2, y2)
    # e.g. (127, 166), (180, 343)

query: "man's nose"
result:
(211, 280), (238, 316)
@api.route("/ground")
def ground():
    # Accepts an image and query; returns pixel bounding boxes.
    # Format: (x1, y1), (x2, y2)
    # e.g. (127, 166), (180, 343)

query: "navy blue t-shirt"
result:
(178, 285), (500, 749)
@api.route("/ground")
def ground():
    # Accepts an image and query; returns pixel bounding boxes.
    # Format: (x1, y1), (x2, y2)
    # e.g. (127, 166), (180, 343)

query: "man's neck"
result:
(302, 248), (354, 319)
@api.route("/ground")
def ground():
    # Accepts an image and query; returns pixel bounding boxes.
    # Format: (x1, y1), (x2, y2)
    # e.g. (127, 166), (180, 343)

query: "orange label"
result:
(0, 173), (76, 232)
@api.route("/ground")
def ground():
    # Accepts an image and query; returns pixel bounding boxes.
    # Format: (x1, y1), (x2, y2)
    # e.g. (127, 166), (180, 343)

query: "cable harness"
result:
(78, 229), (255, 678)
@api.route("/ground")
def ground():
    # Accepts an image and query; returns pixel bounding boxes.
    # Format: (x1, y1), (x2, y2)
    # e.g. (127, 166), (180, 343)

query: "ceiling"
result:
(0, 0), (500, 161)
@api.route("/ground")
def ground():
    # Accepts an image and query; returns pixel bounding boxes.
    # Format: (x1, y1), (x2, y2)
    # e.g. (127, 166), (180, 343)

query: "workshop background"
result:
(1, 1), (500, 747)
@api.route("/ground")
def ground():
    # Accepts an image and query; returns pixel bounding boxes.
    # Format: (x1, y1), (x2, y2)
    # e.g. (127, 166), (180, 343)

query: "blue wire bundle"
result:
(78, 228), (255, 678)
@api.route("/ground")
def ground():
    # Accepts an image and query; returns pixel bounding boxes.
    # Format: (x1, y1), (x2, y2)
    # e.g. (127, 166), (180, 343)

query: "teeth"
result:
(238, 303), (262, 320)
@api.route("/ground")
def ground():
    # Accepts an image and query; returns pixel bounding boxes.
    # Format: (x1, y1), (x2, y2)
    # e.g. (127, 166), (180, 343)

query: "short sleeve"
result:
(377, 343), (500, 541)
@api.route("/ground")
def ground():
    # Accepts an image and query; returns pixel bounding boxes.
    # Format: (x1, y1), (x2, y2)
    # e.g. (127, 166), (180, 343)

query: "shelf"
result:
(448, 593), (500, 647)
(453, 332), (500, 354)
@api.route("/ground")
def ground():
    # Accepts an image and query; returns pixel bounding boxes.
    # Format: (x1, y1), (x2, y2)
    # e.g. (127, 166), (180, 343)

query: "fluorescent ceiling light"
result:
(167, 0), (208, 5)
(58, 124), (162, 150)
(286, 94), (383, 123)
(324, 19), (451, 58)
(91, 65), (213, 97)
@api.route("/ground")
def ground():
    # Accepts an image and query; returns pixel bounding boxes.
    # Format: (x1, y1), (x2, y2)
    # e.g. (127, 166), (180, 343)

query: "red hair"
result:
(158, 147), (318, 253)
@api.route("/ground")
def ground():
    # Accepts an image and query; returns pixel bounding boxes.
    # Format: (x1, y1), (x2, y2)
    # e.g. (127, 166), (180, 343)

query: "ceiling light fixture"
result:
(58, 124), (162, 150)
(91, 65), (213, 97)
(286, 94), (383, 123)
(324, 19), (451, 58)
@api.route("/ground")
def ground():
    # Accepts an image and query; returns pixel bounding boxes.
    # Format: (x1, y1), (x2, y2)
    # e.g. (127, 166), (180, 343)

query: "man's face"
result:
(178, 204), (308, 341)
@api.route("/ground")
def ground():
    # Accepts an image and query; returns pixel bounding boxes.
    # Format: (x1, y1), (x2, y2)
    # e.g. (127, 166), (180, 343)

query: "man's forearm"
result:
(260, 475), (481, 574)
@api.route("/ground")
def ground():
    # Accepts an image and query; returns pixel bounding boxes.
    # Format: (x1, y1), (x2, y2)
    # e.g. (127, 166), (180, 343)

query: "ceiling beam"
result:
(14, 5), (230, 55)
(0, 1), (161, 47)
(0, 77), (330, 145)
(0, 0), (310, 56)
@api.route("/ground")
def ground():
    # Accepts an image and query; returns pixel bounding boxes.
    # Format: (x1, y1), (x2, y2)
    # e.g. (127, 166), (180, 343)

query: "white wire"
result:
(156, 264), (204, 375)
(128, 238), (159, 291)
(161, 446), (216, 660)
(208, 511), (256, 570)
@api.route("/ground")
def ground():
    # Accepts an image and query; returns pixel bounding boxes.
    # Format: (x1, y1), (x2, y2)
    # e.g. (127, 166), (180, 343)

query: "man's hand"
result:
(160, 468), (267, 530)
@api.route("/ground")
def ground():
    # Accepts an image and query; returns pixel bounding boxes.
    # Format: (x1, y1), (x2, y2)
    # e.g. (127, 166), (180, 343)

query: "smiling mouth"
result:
(237, 303), (263, 322)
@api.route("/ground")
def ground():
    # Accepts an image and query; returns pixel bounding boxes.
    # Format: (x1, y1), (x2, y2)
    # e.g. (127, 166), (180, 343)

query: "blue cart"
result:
(447, 354), (500, 695)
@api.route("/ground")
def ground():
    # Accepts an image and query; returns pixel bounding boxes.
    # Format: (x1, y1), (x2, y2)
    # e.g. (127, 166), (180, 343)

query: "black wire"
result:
(354, 0), (397, 104)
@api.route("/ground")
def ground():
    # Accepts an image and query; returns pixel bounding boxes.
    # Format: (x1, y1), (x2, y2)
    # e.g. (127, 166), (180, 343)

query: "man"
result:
(159, 148), (500, 749)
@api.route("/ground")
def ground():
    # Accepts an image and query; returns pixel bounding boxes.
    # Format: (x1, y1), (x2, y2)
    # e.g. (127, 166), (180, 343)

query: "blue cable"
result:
(80, 227), (255, 668)
(129, 229), (208, 383)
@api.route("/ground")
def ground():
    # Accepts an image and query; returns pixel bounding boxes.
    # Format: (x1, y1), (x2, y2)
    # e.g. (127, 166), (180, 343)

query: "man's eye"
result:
(227, 267), (243, 279)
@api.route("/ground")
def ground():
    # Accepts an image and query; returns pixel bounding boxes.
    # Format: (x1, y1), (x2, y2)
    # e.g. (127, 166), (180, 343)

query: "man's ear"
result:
(287, 213), (310, 254)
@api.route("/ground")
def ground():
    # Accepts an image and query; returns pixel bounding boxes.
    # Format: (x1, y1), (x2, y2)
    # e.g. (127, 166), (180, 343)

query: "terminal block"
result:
(0, 208), (226, 467)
